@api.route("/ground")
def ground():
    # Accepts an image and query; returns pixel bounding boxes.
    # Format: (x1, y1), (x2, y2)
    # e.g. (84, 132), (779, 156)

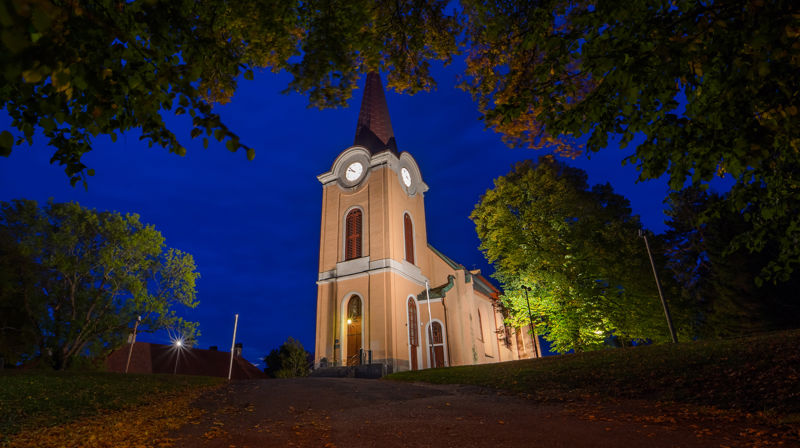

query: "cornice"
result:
(317, 257), (428, 286)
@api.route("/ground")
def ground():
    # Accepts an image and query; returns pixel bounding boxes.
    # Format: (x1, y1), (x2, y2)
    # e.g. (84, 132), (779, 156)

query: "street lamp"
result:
(173, 338), (184, 374)
(520, 285), (540, 358)
(638, 229), (678, 343)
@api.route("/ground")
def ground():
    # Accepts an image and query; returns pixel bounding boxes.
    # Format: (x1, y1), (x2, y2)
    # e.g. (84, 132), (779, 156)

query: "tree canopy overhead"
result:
(0, 0), (458, 185)
(0, 199), (199, 369)
(2, 0), (798, 278)
(459, 0), (800, 280)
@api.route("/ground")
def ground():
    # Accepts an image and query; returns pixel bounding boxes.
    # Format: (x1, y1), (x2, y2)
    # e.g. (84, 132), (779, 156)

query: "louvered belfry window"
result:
(345, 209), (362, 260)
(404, 213), (414, 264)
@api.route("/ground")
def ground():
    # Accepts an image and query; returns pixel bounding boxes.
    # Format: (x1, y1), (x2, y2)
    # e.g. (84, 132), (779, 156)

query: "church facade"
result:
(314, 73), (537, 373)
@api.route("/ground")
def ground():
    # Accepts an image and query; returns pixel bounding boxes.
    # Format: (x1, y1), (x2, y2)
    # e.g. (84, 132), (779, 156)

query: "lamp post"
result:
(125, 315), (141, 374)
(520, 286), (540, 358)
(639, 230), (678, 343)
(227, 314), (239, 380)
(173, 339), (183, 374)
(425, 281), (436, 368)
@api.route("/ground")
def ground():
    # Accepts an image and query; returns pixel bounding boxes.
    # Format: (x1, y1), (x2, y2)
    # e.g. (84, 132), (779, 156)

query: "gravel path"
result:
(168, 377), (798, 447)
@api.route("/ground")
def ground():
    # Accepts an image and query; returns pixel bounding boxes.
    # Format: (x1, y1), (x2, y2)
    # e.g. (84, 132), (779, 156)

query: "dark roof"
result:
(427, 243), (502, 299)
(427, 244), (464, 270)
(473, 272), (501, 299)
(354, 72), (398, 154)
(106, 342), (266, 380)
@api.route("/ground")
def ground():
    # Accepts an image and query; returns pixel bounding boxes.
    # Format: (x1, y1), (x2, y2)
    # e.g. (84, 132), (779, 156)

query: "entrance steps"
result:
(309, 363), (386, 379)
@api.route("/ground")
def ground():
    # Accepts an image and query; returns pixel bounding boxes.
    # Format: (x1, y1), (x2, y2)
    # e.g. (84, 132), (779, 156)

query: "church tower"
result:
(315, 72), (429, 372)
(315, 73), (530, 374)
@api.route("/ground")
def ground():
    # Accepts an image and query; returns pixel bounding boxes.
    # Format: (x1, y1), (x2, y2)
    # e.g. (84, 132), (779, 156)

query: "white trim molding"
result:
(317, 256), (427, 285)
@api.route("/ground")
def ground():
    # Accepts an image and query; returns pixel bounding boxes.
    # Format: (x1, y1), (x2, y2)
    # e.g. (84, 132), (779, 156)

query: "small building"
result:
(106, 342), (266, 379)
(314, 72), (538, 373)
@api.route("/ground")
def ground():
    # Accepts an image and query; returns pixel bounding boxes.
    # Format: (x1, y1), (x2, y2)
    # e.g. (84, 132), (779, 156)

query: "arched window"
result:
(408, 298), (419, 370)
(346, 295), (362, 366)
(429, 321), (445, 368)
(404, 213), (414, 264)
(477, 309), (484, 342)
(345, 209), (362, 260)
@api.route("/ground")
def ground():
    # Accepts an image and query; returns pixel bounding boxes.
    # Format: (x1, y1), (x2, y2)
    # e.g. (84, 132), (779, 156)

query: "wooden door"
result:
(346, 296), (362, 366)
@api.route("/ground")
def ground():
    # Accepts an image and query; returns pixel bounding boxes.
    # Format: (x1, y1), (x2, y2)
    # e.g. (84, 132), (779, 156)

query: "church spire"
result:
(354, 72), (397, 154)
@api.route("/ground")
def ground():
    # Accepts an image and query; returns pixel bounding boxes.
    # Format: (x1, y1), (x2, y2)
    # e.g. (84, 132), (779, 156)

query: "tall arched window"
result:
(404, 213), (414, 264)
(346, 295), (362, 366)
(408, 298), (419, 370)
(345, 209), (362, 260)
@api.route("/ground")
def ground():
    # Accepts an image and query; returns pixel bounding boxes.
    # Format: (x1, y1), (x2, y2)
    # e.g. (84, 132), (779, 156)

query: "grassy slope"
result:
(0, 371), (223, 439)
(387, 329), (800, 416)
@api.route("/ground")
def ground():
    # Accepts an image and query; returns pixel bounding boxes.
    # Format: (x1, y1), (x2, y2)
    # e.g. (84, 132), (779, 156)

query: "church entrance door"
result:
(428, 321), (445, 368)
(346, 296), (362, 366)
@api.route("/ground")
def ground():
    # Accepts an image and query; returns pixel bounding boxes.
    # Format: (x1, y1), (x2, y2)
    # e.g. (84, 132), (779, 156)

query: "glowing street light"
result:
(172, 337), (185, 374)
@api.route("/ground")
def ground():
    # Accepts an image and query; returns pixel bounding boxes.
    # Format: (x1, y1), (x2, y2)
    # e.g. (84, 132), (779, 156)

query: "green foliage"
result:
(471, 157), (690, 353)
(0, 228), (40, 366)
(0, 0), (458, 185)
(0, 199), (200, 370)
(460, 0), (800, 281)
(663, 187), (800, 337)
(263, 337), (309, 378)
(0, 370), (222, 439)
(386, 329), (800, 416)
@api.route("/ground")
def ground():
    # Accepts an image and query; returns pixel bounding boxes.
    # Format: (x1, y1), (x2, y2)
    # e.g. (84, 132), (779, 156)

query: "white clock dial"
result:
(345, 162), (363, 181)
(401, 168), (412, 187)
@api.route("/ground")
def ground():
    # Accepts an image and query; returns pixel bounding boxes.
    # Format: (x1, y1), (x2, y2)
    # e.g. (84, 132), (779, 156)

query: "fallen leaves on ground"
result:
(564, 398), (800, 448)
(5, 384), (223, 448)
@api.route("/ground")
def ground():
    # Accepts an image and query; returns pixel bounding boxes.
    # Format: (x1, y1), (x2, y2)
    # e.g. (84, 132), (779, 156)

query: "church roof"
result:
(354, 72), (398, 154)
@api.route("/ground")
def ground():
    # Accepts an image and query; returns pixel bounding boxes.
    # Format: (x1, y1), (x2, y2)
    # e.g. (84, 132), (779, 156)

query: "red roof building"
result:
(106, 342), (266, 379)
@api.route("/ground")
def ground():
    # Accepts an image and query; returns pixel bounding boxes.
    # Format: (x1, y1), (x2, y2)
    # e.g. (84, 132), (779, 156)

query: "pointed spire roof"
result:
(354, 72), (397, 154)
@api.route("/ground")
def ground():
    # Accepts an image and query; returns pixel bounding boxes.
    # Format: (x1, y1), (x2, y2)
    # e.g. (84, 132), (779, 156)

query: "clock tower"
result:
(314, 73), (531, 374)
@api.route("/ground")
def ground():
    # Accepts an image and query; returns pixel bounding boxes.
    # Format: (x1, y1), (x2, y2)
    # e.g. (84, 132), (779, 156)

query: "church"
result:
(314, 73), (538, 373)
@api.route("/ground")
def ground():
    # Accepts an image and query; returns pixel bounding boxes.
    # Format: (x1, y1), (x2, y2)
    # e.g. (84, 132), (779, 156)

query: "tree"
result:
(263, 337), (309, 378)
(0, 228), (40, 366)
(471, 157), (690, 353)
(459, 0), (800, 281)
(0, 199), (199, 369)
(0, 0), (458, 185)
(663, 187), (800, 337)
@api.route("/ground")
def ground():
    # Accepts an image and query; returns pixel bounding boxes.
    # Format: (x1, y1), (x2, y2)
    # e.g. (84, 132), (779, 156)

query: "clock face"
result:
(345, 162), (363, 181)
(401, 168), (412, 187)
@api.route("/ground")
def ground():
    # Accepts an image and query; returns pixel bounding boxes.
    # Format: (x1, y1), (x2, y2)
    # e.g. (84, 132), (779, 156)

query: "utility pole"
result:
(125, 316), (141, 374)
(425, 281), (436, 368)
(639, 230), (678, 343)
(227, 314), (239, 380)
(520, 286), (540, 358)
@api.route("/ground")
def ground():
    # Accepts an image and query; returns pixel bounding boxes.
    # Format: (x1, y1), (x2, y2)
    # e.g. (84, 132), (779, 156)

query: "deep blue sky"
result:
(1, 62), (678, 365)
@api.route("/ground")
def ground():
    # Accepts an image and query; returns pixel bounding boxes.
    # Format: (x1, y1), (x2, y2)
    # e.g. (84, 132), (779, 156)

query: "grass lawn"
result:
(0, 370), (223, 441)
(387, 329), (800, 418)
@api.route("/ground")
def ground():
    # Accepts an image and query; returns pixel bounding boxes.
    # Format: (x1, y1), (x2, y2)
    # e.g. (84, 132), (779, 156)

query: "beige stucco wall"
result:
(315, 149), (521, 372)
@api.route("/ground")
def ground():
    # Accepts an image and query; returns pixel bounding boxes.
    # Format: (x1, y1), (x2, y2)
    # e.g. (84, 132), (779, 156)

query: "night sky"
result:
(0, 62), (681, 366)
